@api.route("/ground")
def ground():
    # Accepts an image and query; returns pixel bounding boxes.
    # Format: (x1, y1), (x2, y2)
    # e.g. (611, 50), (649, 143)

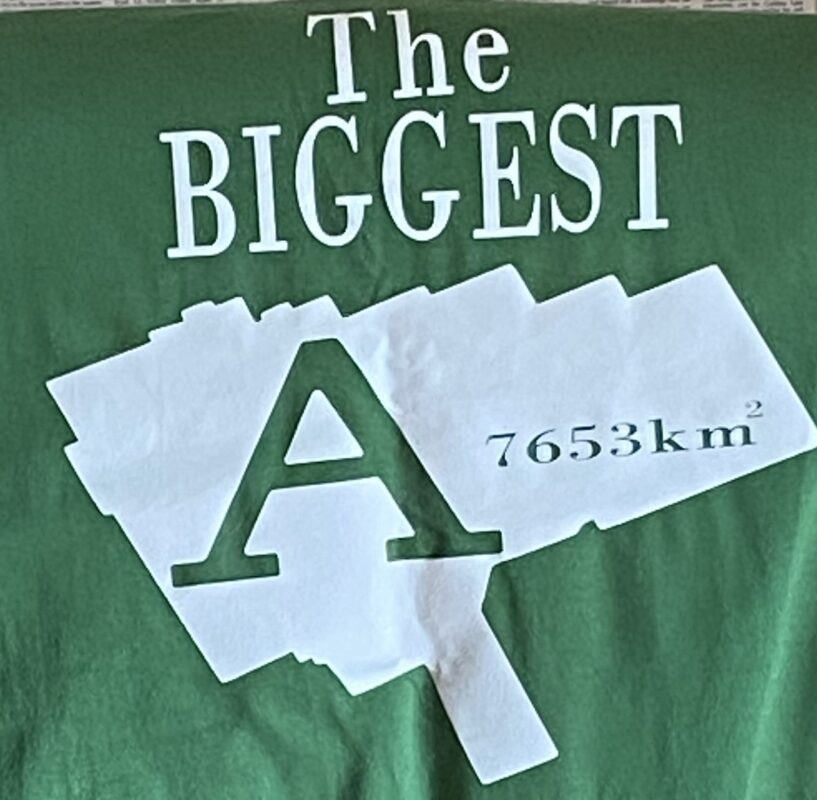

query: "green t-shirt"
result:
(2, 2), (817, 798)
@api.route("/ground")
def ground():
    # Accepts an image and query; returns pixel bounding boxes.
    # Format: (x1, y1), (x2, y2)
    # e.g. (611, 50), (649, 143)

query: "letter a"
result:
(172, 339), (501, 587)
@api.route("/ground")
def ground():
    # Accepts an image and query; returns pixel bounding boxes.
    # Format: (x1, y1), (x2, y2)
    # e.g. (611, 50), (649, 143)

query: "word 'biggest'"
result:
(159, 9), (685, 259)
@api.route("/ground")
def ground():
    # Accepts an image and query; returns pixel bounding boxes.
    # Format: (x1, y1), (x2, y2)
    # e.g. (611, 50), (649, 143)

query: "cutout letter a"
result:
(172, 339), (501, 587)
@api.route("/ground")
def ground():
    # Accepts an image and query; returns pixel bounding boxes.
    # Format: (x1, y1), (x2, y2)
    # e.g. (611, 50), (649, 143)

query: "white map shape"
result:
(47, 263), (817, 784)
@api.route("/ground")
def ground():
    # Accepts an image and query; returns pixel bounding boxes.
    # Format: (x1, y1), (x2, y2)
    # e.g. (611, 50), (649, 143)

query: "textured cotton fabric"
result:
(1, 2), (816, 798)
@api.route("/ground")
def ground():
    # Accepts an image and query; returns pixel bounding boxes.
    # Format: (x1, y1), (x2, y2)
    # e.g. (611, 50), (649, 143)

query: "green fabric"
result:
(1, 1), (816, 797)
